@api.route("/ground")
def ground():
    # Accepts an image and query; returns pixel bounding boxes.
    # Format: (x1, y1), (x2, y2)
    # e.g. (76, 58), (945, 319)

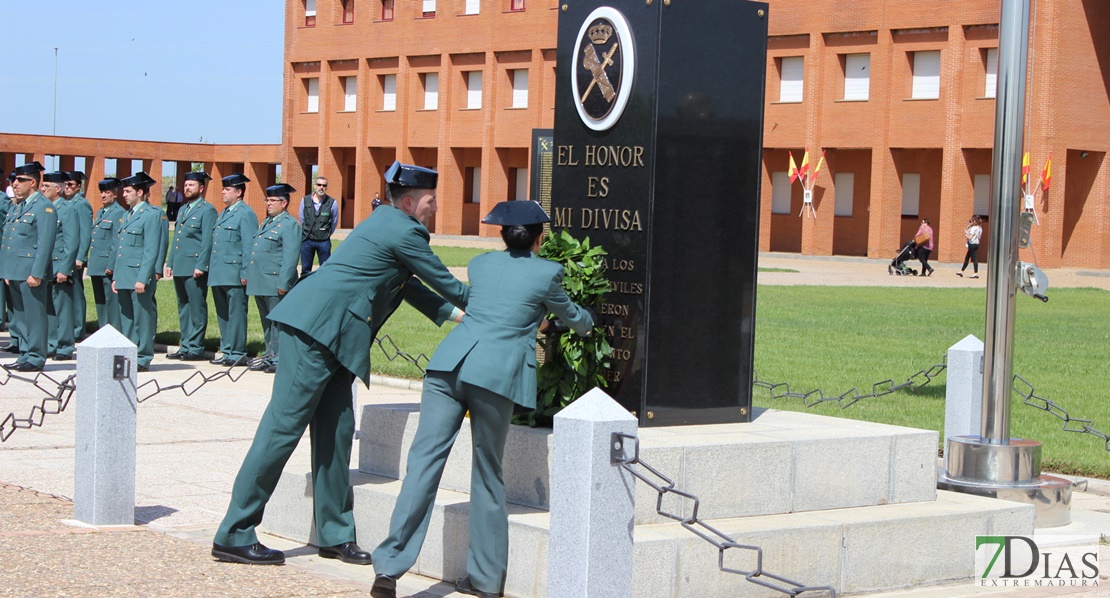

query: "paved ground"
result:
(1, 244), (1107, 597)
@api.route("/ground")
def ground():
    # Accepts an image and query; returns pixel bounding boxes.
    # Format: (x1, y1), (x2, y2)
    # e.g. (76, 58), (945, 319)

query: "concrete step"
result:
(262, 469), (1033, 598)
(358, 405), (939, 523)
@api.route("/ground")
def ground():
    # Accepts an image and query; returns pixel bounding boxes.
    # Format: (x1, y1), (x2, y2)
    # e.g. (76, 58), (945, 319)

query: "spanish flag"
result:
(1041, 153), (1052, 191)
(798, 149), (811, 183)
(788, 151), (800, 184)
(1021, 152), (1031, 186)
(811, 150), (826, 185)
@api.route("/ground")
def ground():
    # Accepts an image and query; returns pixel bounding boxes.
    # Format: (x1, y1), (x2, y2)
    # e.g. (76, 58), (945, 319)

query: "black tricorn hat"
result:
(385, 160), (437, 189)
(481, 200), (552, 226)
(120, 172), (157, 190)
(13, 162), (46, 176)
(65, 171), (87, 182)
(98, 177), (122, 192)
(43, 171), (73, 184)
(264, 183), (296, 199)
(222, 173), (250, 187)
(184, 171), (212, 183)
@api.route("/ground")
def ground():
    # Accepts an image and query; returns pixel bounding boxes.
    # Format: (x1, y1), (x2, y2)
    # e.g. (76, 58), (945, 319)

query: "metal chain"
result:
(372, 335), (430, 373)
(611, 432), (836, 598)
(753, 357), (949, 409)
(1013, 375), (1110, 453)
(0, 370), (77, 442)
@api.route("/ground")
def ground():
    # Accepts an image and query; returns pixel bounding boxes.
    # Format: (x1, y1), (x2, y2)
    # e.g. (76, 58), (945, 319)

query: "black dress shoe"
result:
(318, 541), (372, 565)
(209, 356), (226, 365)
(370, 574), (397, 598)
(9, 362), (44, 373)
(455, 576), (501, 598)
(225, 356), (248, 367)
(166, 351), (184, 360)
(211, 542), (285, 565)
(265, 364), (278, 374)
(180, 353), (206, 361)
(248, 360), (270, 371)
(52, 354), (72, 361)
(3, 344), (20, 354)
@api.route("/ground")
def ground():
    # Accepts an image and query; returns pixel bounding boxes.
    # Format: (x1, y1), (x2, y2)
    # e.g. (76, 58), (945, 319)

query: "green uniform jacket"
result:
(0, 192), (58, 281)
(153, 204), (169, 274)
(111, 202), (163, 289)
(268, 205), (470, 385)
(0, 192), (11, 226)
(51, 198), (81, 278)
(209, 201), (258, 286)
(88, 203), (127, 275)
(67, 193), (93, 265)
(426, 250), (594, 409)
(166, 199), (217, 274)
(246, 211), (300, 297)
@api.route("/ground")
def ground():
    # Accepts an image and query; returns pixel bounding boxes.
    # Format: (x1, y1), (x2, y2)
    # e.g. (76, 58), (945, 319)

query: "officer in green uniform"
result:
(111, 172), (163, 372)
(370, 201), (593, 598)
(63, 171), (93, 340)
(0, 169), (11, 336)
(1, 162), (58, 372)
(245, 184), (300, 374)
(88, 178), (127, 332)
(212, 161), (470, 567)
(164, 171), (217, 361)
(208, 173), (258, 367)
(42, 172), (80, 361)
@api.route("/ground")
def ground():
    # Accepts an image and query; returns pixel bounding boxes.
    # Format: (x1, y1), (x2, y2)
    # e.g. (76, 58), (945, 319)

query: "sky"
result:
(0, 0), (284, 145)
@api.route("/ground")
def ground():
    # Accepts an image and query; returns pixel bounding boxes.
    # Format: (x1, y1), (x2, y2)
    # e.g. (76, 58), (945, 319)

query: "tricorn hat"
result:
(43, 171), (73, 184)
(481, 200), (551, 226)
(221, 173), (250, 187)
(385, 161), (437, 189)
(13, 162), (46, 176)
(264, 183), (296, 199)
(98, 177), (122, 192)
(184, 171), (212, 183)
(65, 171), (87, 182)
(120, 172), (157, 190)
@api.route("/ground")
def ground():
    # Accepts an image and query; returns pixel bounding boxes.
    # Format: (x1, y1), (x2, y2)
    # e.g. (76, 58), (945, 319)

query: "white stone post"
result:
(74, 326), (138, 525)
(944, 335), (985, 457)
(548, 388), (638, 598)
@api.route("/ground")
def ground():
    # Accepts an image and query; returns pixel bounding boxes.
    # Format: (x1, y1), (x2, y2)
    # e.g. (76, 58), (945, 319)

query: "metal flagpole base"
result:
(938, 435), (1071, 528)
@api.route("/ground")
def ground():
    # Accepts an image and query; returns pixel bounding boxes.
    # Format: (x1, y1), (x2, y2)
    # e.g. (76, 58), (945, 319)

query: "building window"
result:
(381, 74), (397, 111)
(843, 53), (870, 101)
(511, 69), (529, 108)
(466, 71), (483, 109)
(422, 72), (439, 110)
(464, 0), (479, 15)
(465, 167), (481, 203)
(771, 171), (791, 214)
(509, 0), (525, 11)
(778, 56), (804, 103)
(973, 173), (991, 216)
(513, 167), (528, 200)
(304, 0), (317, 26)
(422, 0), (435, 17)
(342, 0), (354, 23)
(901, 172), (921, 216)
(834, 172), (854, 217)
(381, 0), (394, 20)
(911, 50), (941, 99)
(983, 48), (998, 98)
(342, 76), (357, 111)
(306, 78), (319, 112)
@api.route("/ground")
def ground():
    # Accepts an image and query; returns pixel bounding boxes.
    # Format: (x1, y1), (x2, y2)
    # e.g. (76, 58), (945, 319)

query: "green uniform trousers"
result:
(48, 280), (77, 358)
(215, 325), (357, 547)
(212, 285), (247, 360)
(6, 280), (49, 368)
(90, 275), (121, 332)
(371, 368), (514, 595)
(72, 267), (87, 340)
(253, 295), (281, 362)
(174, 274), (209, 356)
(118, 285), (157, 368)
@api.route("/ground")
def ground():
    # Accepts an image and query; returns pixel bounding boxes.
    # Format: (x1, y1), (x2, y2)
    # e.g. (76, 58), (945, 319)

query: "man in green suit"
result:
(1, 162), (58, 372)
(370, 201), (593, 598)
(164, 172), (217, 361)
(0, 169), (12, 337)
(42, 172), (80, 361)
(110, 172), (165, 372)
(213, 162), (470, 567)
(88, 178), (127, 332)
(63, 171), (93, 341)
(245, 184), (301, 374)
(208, 173), (258, 367)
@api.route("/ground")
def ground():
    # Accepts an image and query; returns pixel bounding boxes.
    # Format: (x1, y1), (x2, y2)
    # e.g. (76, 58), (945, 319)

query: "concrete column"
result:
(548, 388), (638, 598)
(944, 334), (984, 457)
(74, 326), (138, 525)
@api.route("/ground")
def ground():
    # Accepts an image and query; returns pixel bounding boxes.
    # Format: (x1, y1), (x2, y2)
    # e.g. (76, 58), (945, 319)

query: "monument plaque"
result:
(552, 1), (768, 426)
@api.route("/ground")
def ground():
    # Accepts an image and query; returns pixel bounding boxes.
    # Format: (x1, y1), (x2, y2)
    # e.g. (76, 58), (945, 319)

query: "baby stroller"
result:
(888, 240), (919, 276)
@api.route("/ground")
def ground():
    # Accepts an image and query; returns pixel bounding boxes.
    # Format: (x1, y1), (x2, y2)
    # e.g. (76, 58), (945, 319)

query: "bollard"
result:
(548, 388), (638, 598)
(74, 326), (138, 525)
(943, 335), (984, 458)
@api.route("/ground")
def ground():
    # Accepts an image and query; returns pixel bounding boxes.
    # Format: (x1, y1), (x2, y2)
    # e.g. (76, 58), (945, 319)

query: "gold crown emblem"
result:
(589, 22), (613, 44)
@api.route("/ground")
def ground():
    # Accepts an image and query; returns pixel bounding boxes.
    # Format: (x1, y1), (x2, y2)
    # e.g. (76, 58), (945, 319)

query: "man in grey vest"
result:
(297, 175), (337, 274)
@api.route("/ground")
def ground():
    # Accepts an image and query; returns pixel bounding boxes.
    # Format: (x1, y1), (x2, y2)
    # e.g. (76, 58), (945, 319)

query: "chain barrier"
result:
(372, 335), (430, 374)
(611, 432), (836, 597)
(1013, 375), (1110, 453)
(0, 370), (77, 442)
(753, 357), (948, 409)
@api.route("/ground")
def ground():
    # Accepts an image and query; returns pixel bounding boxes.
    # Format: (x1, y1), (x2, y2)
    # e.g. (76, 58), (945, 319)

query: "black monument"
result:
(550, 1), (768, 426)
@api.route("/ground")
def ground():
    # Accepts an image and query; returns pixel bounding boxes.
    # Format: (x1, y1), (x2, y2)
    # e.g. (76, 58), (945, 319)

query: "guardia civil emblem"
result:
(572, 7), (635, 131)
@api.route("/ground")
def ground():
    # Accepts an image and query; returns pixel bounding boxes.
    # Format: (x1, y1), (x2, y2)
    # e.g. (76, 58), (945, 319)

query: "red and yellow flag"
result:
(1021, 152), (1031, 186)
(788, 151), (800, 184)
(798, 149), (810, 183)
(810, 150), (826, 186)
(1041, 153), (1052, 191)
